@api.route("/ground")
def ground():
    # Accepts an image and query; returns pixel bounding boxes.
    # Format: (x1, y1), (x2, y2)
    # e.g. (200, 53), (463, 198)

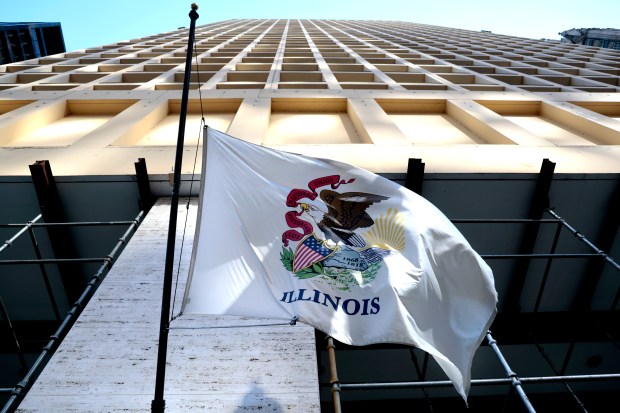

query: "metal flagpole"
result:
(151, 4), (199, 413)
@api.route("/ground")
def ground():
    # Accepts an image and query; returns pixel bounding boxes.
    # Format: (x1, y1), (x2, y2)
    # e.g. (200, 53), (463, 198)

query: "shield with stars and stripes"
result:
(292, 234), (336, 272)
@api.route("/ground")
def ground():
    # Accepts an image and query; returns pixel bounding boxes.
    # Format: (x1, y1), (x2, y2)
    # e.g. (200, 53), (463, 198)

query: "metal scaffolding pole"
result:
(546, 208), (620, 272)
(0, 215), (42, 254)
(0, 296), (28, 373)
(26, 224), (61, 320)
(533, 221), (563, 312)
(326, 336), (343, 413)
(486, 332), (536, 413)
(409, 348), (434, 412)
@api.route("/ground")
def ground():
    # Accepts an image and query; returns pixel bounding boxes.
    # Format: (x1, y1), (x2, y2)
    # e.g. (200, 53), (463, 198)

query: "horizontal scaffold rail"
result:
(337, 373), (620, 390)
(480, 253), (602, 259)
(0, 258), (110, 265)
(0, 220), (138, 228)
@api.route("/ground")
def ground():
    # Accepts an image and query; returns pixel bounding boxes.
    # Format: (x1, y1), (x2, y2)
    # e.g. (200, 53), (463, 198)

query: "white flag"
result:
(183, 128), (497, 400)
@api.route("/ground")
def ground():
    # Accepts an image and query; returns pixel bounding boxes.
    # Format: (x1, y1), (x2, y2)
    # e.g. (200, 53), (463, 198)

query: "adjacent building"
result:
(560, 28), (620, 50)
(1, 19), (619, 412)
(0, 22), (65, 65)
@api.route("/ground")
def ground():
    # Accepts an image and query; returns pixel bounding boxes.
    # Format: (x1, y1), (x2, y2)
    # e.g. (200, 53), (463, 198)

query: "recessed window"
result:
(265, 99), (364, 144)
(127, 99), (241, 146)
(377, 99), (482, 145)
(4, 100), (136, 147)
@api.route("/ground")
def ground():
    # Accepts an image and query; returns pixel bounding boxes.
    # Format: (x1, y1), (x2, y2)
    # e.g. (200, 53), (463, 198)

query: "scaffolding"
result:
(320, 208), (620, 412)
(0, 212), (144, 413)
(1, 159), (618, 412)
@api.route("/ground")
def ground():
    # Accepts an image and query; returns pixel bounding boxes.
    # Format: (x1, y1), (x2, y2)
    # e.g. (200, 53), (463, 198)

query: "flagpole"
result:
(151, 4), (199, 413)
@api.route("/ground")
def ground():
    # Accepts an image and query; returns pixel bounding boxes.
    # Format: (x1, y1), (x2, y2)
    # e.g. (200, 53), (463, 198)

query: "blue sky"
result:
(2, 0), (619, 51)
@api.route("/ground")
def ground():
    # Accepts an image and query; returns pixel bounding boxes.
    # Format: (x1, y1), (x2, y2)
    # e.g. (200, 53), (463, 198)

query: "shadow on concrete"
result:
(234, 385), (283, 412)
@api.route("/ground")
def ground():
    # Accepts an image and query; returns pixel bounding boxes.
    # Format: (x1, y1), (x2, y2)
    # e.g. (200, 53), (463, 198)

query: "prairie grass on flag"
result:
(183, 128), (497, 400)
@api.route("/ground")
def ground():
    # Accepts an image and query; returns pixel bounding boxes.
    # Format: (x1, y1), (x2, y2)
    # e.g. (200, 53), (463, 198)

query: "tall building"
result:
(0, 22), (65, 65)
(560, 28), (620, 50)
(1, 19), (619, 412)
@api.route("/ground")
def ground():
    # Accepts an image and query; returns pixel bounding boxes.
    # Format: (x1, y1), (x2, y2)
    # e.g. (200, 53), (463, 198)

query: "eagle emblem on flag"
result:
(281, 175), (401, 289)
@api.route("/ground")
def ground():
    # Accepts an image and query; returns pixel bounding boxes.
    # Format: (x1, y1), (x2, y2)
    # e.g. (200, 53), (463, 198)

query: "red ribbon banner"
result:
(282, 175), (355, 246)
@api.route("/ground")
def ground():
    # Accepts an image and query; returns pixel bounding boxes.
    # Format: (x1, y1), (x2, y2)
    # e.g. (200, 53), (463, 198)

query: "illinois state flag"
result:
(183, 128), (497, 400)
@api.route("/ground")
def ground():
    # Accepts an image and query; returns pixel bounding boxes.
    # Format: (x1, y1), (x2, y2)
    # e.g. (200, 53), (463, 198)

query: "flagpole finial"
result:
(188, 3), (199, 20)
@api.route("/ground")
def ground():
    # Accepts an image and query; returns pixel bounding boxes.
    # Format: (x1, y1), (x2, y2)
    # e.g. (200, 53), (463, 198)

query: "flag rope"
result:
(169, 41), (208, 324)
(169, 317), (299, 330)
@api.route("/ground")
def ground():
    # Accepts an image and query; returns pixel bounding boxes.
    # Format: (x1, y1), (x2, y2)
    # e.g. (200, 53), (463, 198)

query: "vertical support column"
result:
(299, 19), (341, 90)
(28, 225), (62, 321)
(29, 160), (85, 304)
(1, 30), (17, 64)
(504, 159), (555, 314)
(264, 19), (288, 90)
(405, 158), (425, 195)
(409, 348), (434, 410)
(15, 29), (27, 61)
(35, 27), (47, 57)
(226, 97), (271, 145)
(28, 26), (42, 58)
(571, 178), (620, 311)
(135, 158), (156, 214)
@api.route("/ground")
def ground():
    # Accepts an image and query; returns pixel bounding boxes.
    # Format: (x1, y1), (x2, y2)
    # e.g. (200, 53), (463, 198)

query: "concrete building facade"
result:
(1, 18), (619, 412)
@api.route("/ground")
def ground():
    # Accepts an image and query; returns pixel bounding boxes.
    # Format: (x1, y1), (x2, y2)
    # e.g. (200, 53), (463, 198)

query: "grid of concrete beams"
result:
(1, 19), (620, 92)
